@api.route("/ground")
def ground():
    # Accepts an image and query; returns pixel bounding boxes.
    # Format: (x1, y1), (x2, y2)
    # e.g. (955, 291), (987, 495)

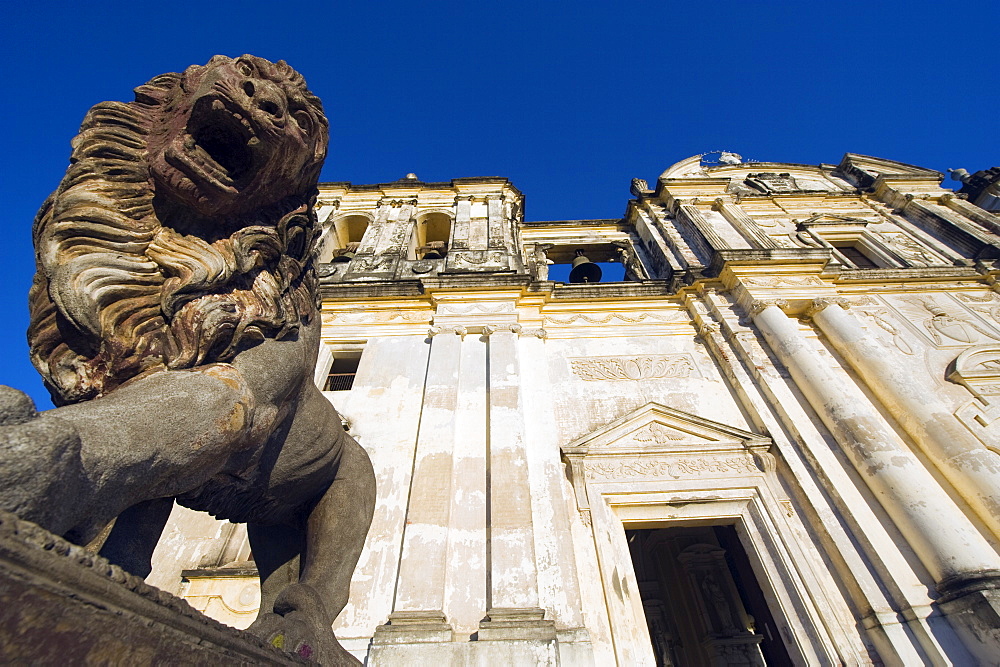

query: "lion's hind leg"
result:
(247, 520), (360, 664)
(247, 427), (374, 665)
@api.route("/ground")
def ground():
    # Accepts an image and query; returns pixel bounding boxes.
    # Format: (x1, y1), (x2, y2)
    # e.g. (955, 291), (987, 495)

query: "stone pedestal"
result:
(478, 607), (557, 641)
(0, 510), (301, 665)
(936, 575), (1000, 663)
(369, 608), (560, 665)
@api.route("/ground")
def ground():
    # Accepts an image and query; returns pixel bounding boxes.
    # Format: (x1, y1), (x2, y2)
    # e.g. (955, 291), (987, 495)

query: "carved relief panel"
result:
(569, 354), (699, 382)
(844, 292), (1000, 353)
(893, 294), (1000, 347)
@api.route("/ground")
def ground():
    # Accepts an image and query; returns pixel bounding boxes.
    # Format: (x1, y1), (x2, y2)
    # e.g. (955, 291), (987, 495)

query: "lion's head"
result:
(28, 55), (330, 405)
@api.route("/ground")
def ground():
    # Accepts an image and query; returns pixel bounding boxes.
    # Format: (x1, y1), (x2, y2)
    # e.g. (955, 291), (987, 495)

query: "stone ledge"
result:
(0, 509), (305, 665)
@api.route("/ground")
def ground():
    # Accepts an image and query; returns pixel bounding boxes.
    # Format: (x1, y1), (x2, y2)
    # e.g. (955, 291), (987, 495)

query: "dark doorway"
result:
(626, 525), (793, 666)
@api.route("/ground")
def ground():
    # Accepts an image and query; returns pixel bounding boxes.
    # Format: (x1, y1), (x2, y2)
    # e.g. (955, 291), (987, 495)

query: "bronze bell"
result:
(332, 250), (354, 263)
(419, 241), (448, 260)
(569, 249), (602, 283)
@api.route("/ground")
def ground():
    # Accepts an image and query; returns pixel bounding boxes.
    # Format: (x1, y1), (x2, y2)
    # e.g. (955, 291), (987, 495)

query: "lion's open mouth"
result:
(179, 96), (260, 189)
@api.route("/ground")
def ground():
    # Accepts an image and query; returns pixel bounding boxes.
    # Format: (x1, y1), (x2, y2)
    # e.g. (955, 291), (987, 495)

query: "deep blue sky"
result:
(2, 1), (997, 409)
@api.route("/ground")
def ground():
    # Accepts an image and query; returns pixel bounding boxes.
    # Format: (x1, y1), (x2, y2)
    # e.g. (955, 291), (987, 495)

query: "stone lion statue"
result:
(0, 55), (374, 665)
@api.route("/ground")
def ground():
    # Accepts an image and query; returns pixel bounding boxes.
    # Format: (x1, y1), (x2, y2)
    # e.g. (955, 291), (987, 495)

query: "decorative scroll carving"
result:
(449, 250), (507, 269)
(749, 299), (788, 316)
(948, 345), (1000, 456)
(872, 230), (943, 266)
(585, 455), (760, 480)
(570, 355), (697, 381)
(324, 310), (430, 324)
(804, 297), (850, 319)
(545, 312), (682, 325)
(438, 303), (515, 315)
(956, 292), (1000, 327)
(949, 345), (1000, 399)
(428, 325), (468, 338)
(854, 307), (915, 355)
(349, 255), (396, 274)
(742, 275), (825, 288)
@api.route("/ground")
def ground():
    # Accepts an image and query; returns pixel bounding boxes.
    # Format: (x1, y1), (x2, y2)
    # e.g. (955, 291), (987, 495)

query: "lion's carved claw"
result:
(249, 583), (359, 666)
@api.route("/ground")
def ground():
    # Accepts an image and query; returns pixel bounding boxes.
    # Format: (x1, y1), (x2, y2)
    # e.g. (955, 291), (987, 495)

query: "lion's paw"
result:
(249, 583), (359, 666)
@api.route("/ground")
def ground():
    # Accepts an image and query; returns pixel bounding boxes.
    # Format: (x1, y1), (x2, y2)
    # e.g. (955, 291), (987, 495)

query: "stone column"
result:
(750, 301), (1000, 588)
(809, 298), (1000, 535)
(479, 325), (555, 642)
(375, 326), (463, 642)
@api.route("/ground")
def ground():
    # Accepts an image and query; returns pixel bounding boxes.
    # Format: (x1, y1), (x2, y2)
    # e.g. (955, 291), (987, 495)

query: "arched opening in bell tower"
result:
(409, 211), (451, 260)
(318, 213), (371, 263)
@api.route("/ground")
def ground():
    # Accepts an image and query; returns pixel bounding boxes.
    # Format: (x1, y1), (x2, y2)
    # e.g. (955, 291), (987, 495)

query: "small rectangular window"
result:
(833, 243), (879, 269)
(324, 356), (360, 391)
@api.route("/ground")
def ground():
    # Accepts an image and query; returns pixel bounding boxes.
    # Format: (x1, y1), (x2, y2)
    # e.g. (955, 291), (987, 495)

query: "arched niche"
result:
(409, 211), (452, 260)
(318, 213), (373, 262)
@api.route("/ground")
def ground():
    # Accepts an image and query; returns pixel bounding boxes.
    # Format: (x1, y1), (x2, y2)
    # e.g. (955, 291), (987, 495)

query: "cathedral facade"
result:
(150, 153), (1000, 665)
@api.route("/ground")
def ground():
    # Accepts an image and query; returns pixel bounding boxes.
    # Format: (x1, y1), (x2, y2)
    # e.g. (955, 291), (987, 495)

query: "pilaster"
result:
(381, 327), (462, 636)
(677, 203), (728, 256)
(713, 199), (779, 249)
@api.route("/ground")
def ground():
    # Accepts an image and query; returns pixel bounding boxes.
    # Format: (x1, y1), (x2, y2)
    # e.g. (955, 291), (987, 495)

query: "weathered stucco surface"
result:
(153, 155), (1000, 665)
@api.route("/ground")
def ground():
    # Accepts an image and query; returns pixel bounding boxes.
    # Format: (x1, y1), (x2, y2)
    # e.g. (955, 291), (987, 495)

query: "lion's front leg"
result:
(0, 364), (262, 544)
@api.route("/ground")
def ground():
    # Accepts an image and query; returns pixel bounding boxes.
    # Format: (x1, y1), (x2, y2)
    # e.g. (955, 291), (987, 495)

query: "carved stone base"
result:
(0, 510), (303, 665)
(370, 608), (562, 665)
(372, 610), (454, 644)
(477, 607), (557, 641)
(937, 574), (1000, 663)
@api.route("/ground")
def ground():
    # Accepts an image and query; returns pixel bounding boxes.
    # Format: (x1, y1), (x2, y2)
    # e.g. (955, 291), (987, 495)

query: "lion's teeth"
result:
(248, 137), (260, 146)
(212, 99), (225, 111)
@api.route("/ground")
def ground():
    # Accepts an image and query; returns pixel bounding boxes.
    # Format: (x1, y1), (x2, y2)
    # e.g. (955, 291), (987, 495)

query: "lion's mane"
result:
(28, 57), (328, 405)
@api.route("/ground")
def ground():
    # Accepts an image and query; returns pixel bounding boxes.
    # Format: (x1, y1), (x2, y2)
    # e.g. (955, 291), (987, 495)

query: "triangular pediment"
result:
(562, 402), (767, 456)
(838, 153), (943, 187)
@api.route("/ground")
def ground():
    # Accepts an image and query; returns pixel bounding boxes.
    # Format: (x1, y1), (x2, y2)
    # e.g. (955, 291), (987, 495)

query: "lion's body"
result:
(7, 56), (375, 665)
